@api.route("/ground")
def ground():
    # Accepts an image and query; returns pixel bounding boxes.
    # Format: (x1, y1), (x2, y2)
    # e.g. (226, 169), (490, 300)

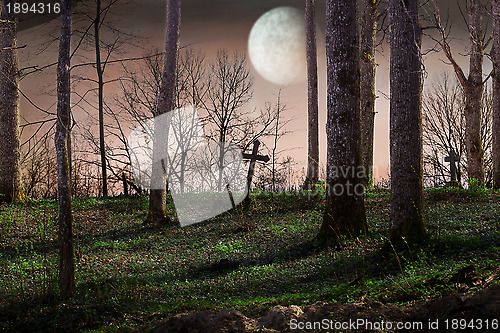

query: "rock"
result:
(257, 305), (303, 331)
(154, 309), (257, 333)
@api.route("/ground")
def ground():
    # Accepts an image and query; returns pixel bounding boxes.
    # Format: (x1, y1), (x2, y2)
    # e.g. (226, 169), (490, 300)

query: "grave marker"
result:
(445, 150), (460, 182)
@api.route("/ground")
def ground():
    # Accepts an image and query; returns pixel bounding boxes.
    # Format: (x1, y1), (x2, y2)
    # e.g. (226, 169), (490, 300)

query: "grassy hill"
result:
(0, 188), (499, 332)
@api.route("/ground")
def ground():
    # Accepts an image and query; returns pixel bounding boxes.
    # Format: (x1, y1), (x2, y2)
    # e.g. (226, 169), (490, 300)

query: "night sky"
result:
(17, 0), (490, 183)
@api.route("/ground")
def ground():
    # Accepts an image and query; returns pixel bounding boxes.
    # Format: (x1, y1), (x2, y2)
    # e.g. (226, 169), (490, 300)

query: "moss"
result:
(0, 184), (26, 204)
(388, 216), (427, 249)
(469, 177), (485, 192)
(317, 194), (367, 245)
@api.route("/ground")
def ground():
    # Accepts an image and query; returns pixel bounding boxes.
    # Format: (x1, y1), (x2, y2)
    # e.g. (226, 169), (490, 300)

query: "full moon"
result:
(248, 7), (307, 86)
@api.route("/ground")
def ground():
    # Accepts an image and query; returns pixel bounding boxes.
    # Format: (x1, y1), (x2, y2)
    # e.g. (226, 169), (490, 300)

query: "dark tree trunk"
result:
(434, 0), (484, 189)
(317, 0), (367, 244)
(464, 0), (484, 188)
(304, 0), (319, 186)
(0, 0), (23, 204)
(67, 124), (72, 191)
(492, 0), (500, 189)
(359, 0), (377, 188)
(55, 0), (75, 298)
(147, 0), (180, 225)
(123, 173), (129, 196)
(95, 0), (107, 197)
(388, 0), (426, 246)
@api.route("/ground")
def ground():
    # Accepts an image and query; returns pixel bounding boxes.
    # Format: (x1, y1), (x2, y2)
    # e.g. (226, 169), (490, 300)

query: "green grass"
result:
(0, 189), (499, 332)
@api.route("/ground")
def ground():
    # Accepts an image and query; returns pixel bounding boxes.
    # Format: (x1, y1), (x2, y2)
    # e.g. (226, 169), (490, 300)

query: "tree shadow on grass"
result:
(180, 227), (500, 291)
(2, 231), (499, 333)
(0, 223), (170, 260)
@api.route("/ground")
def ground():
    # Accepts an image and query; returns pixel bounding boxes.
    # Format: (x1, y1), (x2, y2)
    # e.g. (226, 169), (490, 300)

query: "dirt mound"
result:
(146, 284), (500, 333)
(153, 309), (258, 333)
(413, 283), (500, 322)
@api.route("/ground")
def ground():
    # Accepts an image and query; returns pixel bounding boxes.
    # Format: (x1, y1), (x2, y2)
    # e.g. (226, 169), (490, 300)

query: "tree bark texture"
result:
(493, 0), (500, 189)
(464, 0), (485, 187)
(434, 0), (484, 188)
(95, 0), (107, 197)
(55, 0), (75, 298)
(359, 0), (377, 187)
(318, 0), (367, 243)
(389, 0), (426, 246)
(147, 0), (180, 225)
(305, 0), (319, 186)
(0, 0), (23, 204)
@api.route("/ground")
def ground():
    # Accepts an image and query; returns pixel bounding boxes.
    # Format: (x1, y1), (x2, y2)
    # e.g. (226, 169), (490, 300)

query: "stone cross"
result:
(242, 140), (269, 203)
(445, 150), (460, 182)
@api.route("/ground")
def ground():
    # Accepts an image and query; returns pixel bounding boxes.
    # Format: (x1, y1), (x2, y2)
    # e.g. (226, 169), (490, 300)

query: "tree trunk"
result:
(123, 173), (128, 196)
(492, 0), (500, 189)
(147, 0), (180, 225)
(304, 0), (319, 186)
(0, 0), (23, 204)
(465, 0), (484, 188)
(55, 0), (75, 298)
(388, 0), (426, 246)
(359, 0), (377, 188)
(433, 0), (485, 188)
(95, 0), (107, 197)
(67, 123), (72, 192)
(317, 0), (367, 244)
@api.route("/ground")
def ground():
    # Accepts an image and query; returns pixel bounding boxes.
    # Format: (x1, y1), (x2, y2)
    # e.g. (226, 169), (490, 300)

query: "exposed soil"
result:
(143, 283), (500, 333)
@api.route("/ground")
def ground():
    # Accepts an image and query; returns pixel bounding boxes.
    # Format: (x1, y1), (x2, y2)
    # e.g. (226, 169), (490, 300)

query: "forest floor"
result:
(0, 188), (499, 332)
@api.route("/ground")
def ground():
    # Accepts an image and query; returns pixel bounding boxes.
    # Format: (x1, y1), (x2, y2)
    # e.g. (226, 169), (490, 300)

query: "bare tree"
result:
(119, 49), (278, 198)
(0, 0), (24, 203)
(97, 50), (164, 194)
(493, 0), (500, 189)
(175, 48), (208, 109)
(204, 50), (252, 192)
(118, 50), (167, 121)
(22, 127), (103, 199)
(146, 0), (180, 225)
(359, 0), (379, 187)
(21, 130), (58, 199)
(254, 91), (292, 192)
(431, 0), (486, 188)
(115, 49), (207, 197)
(70, 0), (133, 197)
(423, 74), (494, 188)
(55, 0), (75, 298)
(201, 50), (276, 191)
(95, 0), (108, 196)
(88, 0), (130, 197)
(317, 0), (367, 244)
(67, 129), (104, 197)
(256, 156), (297, 192)
(388, 0), (426, 246)
(423, 74), (466, 186)
(269, 93), (290, 192)
(304, 0), (319, 187)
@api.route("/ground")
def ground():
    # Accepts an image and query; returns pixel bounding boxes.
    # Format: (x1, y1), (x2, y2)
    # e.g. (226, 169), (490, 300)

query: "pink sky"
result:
(16, 0), (490, 184)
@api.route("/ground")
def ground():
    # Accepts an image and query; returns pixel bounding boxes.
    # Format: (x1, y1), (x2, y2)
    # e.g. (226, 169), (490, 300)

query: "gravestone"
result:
(445, 150), (460, 182)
